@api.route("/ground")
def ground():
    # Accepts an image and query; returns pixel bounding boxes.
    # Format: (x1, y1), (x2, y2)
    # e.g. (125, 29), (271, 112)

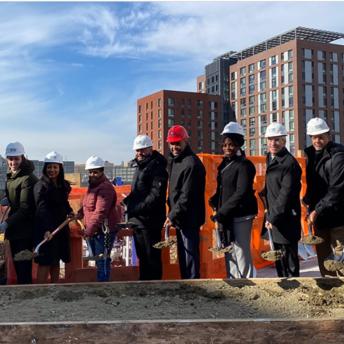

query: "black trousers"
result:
(274, 242), (299, 277)
(133, 228), (162, 280)
(9, 239), (32, 284)
(176, 227), (200, 279)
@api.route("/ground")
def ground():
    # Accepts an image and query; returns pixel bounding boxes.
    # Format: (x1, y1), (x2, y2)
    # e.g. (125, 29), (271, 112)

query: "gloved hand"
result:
(0, 222), (8, 234)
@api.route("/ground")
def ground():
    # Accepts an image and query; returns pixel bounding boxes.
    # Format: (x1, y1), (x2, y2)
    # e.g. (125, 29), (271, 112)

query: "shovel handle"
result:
(164, 224), (170, 241)
(267, 228), (275, 251)
(34, 217), (74, 254)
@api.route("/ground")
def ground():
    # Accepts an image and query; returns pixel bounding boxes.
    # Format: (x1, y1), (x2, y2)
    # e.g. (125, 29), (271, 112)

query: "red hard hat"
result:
(166, 125), (189, 143)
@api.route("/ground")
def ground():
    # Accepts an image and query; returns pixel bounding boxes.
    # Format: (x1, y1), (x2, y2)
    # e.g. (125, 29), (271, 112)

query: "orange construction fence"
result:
(2, 154), (309, 283)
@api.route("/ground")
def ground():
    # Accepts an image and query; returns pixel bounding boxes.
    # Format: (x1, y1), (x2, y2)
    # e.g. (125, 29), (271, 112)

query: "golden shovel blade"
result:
(153, 238), (176, 249)
(261, 250), (283, 262)
(301, 235), (324, 245)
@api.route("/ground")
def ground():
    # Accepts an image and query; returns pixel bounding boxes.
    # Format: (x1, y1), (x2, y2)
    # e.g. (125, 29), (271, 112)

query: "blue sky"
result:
(1, 1), (344, 164)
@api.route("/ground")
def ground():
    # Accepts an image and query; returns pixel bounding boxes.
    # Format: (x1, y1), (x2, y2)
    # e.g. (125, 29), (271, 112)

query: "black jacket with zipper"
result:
(124, 150), (168, 230)
(303, 142), (344, 229)
(209, 153), (258, 227)
(167, 144), (206, 230)
(261, 147), (302, 244)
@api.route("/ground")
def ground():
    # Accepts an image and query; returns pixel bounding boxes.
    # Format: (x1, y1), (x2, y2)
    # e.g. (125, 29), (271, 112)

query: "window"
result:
(167, 98), (174, 106)
(231, 72), (236, 80)
(249, 63), (255, 73)
(157, 99), (161, 107)
(270, 55), (277, 65)
(289, 86), (294, 107)
(158, 109), (161, 118)
(240, 67), (246, 76)
(249, 74), (255, 94)
(168, 108), (175, 117)
(259, 59), (266, 69)
(138, 105), (142, 113)
(249, 117), (255, 127)
(168, 118), (174, 127)
(271, 90), (278, 111)
(241, 119), (247, 129)
(287, 49), (293, 60)
(197, 100), (203, 108)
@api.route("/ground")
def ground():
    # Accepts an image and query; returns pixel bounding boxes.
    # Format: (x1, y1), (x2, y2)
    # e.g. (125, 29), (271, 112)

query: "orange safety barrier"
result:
(2, 155), (310, 283)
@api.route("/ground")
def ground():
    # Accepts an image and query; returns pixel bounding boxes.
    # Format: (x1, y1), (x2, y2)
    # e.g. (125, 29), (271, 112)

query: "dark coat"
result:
(209, 153), (258, 227)
(303, 142), (344, 229)
(123, 150), (168, 230)
(33, 175), (73, 264)
(5, 159), (38, 241)
(167, 144), (206, 230)
(261, 147), (302, 244)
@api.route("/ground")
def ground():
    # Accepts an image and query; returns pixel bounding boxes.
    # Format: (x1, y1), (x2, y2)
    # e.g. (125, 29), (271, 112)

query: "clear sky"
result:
(1, 1), (344, 164)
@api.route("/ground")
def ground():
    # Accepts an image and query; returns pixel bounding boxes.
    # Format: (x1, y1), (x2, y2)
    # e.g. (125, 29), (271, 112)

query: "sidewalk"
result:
(257, 256), (321, 278)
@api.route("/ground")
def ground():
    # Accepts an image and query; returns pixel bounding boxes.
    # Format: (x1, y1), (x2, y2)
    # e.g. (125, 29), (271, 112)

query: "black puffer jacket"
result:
(209, 153), (258, 226)
(303, 142), (344, 229)
(124, 151), (168, 230)
(167, 145), (206, 230)
(5, 159), (38, 241)
(261, 147), (302, 244)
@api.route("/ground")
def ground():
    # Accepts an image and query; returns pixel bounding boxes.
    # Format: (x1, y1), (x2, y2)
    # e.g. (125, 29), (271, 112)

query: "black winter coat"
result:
(33, 176), (73, 264)
(167, 145), (206, 230)
(5, 159), (38, 241)
(261, 148), (302, 244)
(209, 153), (258, 227)
(124, 151), (168, 230)
(303, 142), (344, 229)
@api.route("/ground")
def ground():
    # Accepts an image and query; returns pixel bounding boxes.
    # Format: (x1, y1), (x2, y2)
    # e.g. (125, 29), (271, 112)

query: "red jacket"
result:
(81, 175), (120, 237)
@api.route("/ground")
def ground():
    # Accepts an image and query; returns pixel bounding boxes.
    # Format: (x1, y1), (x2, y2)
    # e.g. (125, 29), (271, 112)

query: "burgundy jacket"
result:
(81, 175), (120, 237)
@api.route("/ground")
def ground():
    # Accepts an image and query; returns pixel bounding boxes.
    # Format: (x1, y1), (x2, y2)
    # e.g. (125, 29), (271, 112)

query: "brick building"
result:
(137, 90), (223, 156)
(227, 27), (344, 156)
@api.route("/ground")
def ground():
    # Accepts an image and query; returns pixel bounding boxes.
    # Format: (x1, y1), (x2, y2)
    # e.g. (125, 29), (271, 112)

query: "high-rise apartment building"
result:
(198, 54), (237, 125)
(227, 27), (344, 156)
(137, 90), (223, 156)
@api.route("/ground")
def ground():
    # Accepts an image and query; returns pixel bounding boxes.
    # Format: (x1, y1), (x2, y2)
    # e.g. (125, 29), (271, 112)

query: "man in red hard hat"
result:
(164, 125), (206, 279)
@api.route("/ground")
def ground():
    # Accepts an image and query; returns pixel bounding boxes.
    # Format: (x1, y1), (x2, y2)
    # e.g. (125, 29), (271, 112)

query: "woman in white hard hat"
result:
(77, 156), (120, 282)
(209, 122), (258, 278)
(33, 151), (74, 283)
(303, 117), (344, 276)
(0, 142), (38, 284)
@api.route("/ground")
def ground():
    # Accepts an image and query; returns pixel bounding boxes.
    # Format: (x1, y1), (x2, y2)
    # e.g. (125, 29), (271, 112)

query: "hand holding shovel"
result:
(208, 210), (233, 254)
(14, 217), (74, 261)
(301, 209), (324, 245)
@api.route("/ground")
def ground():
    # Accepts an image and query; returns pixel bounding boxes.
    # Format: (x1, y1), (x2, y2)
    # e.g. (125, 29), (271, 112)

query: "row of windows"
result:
(303, 49), (344, 63)
(232, 50), (293, 80)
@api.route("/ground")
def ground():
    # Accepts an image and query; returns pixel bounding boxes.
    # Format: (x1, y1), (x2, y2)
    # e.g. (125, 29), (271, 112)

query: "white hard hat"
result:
(5, 142), (25, 157)
(221, 122), (244, 136)
(85, 155), (105, 170)
(306, 117), (330, 136)
(133, 135), (153, 150)
(265, 122), (287, 138)
(44, 151), (63, 164)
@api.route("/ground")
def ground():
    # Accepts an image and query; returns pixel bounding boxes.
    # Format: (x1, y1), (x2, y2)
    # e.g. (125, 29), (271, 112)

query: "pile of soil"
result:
(0, 278), (343, 322)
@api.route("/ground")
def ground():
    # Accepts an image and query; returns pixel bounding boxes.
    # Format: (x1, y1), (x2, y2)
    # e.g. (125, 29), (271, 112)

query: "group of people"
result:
(0, 116), (343, 284)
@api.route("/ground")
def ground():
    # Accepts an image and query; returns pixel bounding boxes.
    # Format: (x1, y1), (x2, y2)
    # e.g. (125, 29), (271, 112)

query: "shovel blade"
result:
(261, 250), (282, 262)
(13, 249), (35, 262)
(301, 235), (324, 245)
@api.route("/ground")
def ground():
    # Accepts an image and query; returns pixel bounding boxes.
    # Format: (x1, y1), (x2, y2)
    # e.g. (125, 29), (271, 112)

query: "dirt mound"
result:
(0, 278), (343, 323)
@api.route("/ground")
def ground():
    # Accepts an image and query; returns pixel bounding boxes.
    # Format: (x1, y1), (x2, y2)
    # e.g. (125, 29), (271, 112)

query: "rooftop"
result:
(221, 27), (344, 62)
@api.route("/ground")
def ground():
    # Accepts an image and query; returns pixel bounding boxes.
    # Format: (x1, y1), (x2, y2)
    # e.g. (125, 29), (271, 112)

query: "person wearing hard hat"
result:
(33, 151), (74, 283)
(303, 117), (344, 276)
(77, 156), (120, 282)
(260, 123), (302, 277)
(164, 125), (206, 279)
(122, 135), (168, 280)
(209, 122), (258, 278)
(0, 142), (38, 284)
